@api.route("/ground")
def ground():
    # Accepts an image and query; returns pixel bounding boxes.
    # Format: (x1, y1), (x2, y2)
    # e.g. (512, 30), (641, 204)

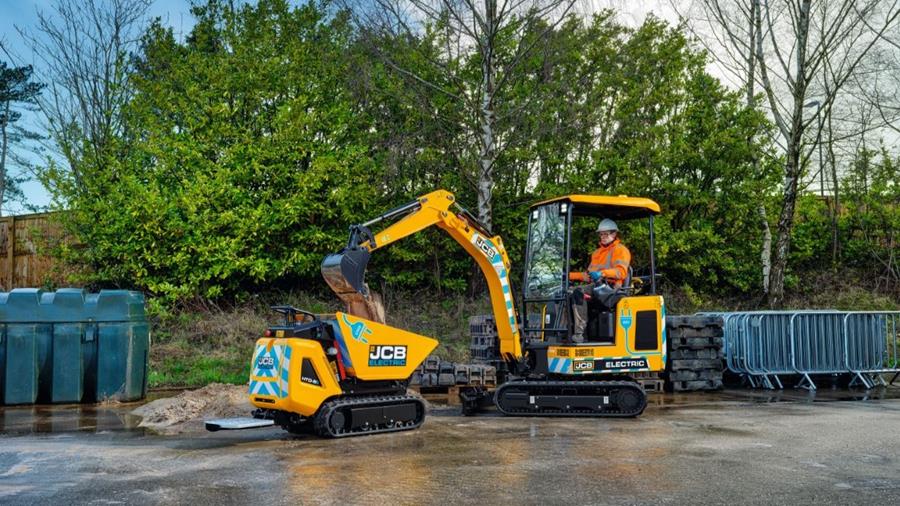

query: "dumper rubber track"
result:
(494, 380), (647, 417)
(312, 394), (426, 438)
(666, 315), (725, 391)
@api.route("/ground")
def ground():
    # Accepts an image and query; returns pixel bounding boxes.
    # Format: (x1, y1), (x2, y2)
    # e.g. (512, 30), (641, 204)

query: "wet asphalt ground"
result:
(2, 388), (900, 505)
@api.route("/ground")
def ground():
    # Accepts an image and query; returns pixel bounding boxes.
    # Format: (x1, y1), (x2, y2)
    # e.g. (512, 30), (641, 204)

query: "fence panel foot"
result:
(797, 373), (816, 391)
(848, 371), (872, 389)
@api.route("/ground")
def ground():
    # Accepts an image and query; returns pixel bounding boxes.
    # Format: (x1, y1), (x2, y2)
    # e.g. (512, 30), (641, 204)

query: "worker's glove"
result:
(589, 271), (602, 283)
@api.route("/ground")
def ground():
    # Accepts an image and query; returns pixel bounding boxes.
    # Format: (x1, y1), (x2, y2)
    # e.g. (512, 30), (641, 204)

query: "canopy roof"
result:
(531, 194), (661, 219)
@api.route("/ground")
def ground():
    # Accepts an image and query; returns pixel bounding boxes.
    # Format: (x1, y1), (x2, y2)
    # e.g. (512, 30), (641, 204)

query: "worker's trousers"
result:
(568, 285), (591, 343)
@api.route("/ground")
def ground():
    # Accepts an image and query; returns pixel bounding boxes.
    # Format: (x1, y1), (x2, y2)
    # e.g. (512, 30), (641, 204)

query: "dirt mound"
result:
(132, 383), (251, 433)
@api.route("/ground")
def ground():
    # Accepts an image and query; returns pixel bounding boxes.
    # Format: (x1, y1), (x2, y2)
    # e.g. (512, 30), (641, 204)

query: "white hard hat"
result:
(596, 218), (618, 233)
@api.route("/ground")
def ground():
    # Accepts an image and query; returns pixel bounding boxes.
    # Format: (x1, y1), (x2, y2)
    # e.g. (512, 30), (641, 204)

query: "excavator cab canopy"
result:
(531, 194), (661, 219)
(522, 194), (661, 341)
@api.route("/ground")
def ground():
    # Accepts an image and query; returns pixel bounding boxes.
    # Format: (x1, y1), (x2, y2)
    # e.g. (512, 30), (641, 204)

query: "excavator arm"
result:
(321, 189), (523, 362)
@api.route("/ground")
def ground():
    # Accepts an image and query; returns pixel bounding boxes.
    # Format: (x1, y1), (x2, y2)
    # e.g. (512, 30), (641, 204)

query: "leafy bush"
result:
(41, 1), (827, 306)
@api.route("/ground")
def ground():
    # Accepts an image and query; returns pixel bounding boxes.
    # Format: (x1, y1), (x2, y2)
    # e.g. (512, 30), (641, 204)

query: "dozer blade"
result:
(321, 248), (371, 295)
(205, 417), (275, 431)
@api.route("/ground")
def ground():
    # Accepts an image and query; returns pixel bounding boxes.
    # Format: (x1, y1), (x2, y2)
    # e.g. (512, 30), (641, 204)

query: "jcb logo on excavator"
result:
(573, 360), (594, 371)
(474, 236), (497, 260)
(368, 345), (408, 366)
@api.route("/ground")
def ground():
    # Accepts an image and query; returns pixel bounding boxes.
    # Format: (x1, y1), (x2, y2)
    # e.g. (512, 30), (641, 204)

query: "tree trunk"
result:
(432, 247), (443, 297)
(766, 0), (811, 308)
(0, 101), (8, 216)
(827, 113), (840, 263)
(749, 0), (769, 294)
(476, 0), (497, 233)
(768, 135), (803, 307)
(759, 204), (771, 294)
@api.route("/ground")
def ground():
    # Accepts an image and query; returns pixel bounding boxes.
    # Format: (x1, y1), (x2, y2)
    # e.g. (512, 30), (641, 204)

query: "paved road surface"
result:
(1, 389), (899, 505)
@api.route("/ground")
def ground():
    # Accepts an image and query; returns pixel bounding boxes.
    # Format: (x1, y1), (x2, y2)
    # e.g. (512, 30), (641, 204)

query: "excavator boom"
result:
(321, 190), (523, 361)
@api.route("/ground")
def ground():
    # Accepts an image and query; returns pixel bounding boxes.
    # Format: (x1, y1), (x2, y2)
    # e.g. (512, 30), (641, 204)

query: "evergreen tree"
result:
(0, 61), (44, 214)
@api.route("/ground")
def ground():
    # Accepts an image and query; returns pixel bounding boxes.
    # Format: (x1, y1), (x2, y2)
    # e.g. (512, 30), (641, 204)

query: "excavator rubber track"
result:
(494, 380), (647, 417)
(313, 394), (426, 438)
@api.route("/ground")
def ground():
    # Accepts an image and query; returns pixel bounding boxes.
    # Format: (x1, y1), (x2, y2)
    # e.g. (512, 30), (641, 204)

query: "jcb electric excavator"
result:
(207, 189), (668, 437)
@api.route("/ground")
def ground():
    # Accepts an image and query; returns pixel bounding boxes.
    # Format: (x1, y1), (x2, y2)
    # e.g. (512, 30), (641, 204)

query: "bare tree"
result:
(673, 0), (778, 295)
(850, 11), (900, 147)
(348, 0), (576, 232)
(12, 0), (151, 193)
(680, 0), (900, 306)
(756, 1), (900, 306)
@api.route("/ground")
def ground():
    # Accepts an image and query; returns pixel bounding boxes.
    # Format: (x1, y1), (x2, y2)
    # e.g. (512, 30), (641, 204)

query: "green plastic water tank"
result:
(0, 290), (44, 405)
(87, 291), (149, 402)
(0, 288), (149, 405)
(46, 289), (88, 403)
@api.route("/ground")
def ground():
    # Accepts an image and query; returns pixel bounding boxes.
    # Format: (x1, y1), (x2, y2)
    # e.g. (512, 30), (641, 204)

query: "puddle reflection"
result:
(282, 418), (681, 504)
(0, 404), (145, 435)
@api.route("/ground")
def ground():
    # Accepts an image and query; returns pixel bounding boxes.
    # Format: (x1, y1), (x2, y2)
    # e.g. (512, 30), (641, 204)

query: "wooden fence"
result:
(0, 213), (69, 291)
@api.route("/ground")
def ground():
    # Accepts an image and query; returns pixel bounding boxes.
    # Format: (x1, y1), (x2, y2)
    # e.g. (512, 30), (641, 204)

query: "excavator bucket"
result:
(321, 249), (371, 296)
(321, 248), (386, 324)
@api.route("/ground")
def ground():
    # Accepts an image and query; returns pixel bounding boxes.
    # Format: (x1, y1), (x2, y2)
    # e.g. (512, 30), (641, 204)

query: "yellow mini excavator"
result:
(207, 189), (671, 437)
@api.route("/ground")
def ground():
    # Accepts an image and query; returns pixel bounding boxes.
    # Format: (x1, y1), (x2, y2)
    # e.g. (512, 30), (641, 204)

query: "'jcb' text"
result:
(474, 236), (498, 260)
(369, 345), (408, 366)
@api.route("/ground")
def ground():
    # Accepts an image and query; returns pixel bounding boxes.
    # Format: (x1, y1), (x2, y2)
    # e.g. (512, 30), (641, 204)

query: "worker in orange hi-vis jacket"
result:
(566, 219), (631, 342)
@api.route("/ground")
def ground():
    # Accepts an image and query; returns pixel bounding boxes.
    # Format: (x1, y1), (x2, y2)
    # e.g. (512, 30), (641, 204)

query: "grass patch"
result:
(149, 297), (275, 388)
(782, 269), (899, 310)
(149, 353), (250, 388)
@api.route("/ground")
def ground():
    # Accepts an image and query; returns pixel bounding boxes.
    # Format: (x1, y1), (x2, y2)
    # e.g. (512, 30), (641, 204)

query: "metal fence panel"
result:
(708, 310), (900, 390)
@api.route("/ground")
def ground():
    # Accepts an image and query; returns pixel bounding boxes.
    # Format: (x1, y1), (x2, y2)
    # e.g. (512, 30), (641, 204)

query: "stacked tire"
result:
(469, 315), (500, 362)
(410, 355), (497, 387)
(665, 315), (725, 391)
